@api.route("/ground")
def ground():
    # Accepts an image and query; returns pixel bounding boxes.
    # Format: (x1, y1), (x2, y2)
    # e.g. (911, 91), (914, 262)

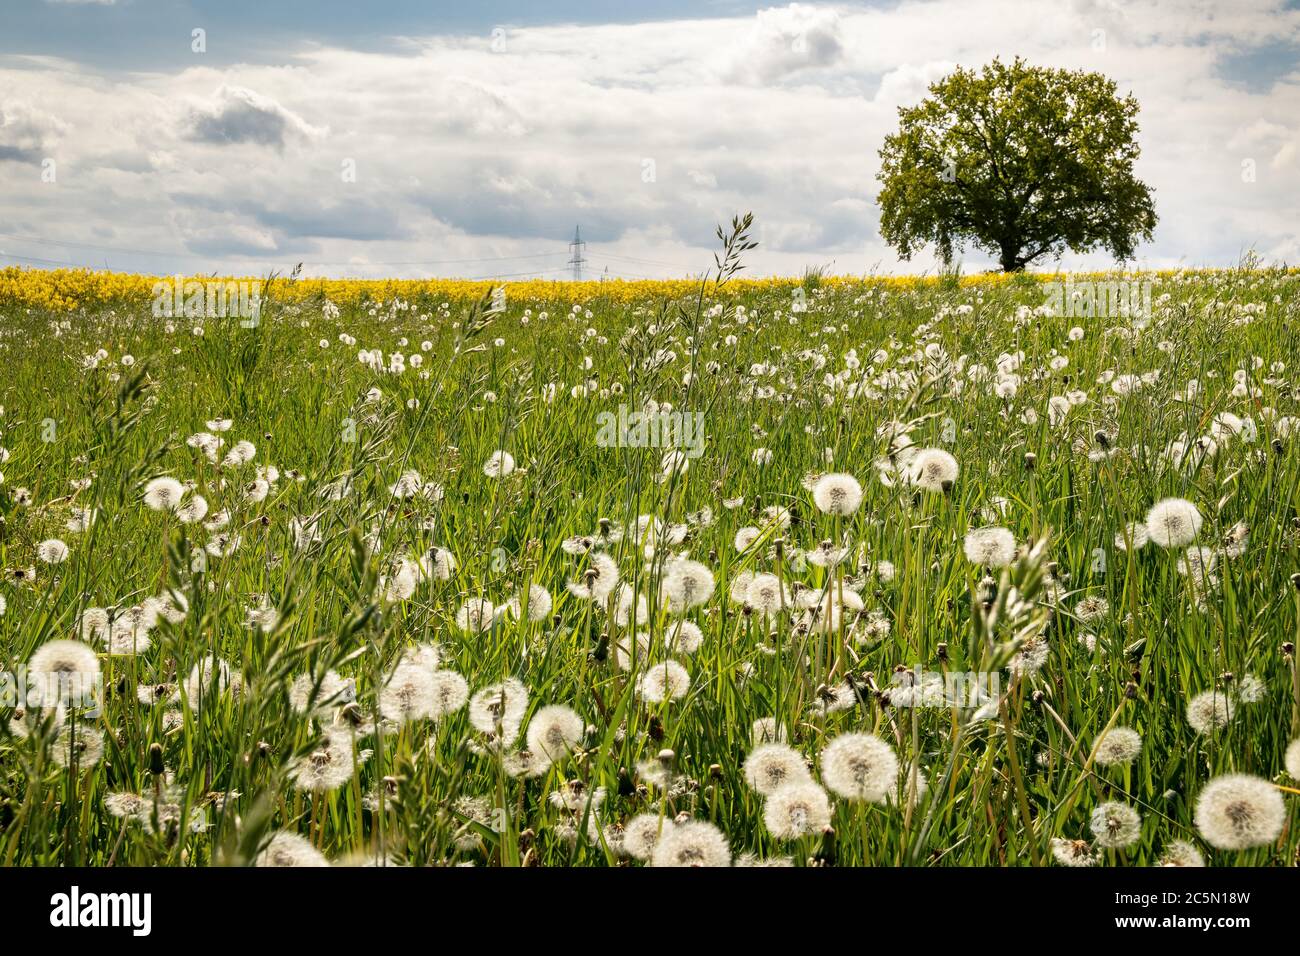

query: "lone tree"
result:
(876, 58), (1156, 272)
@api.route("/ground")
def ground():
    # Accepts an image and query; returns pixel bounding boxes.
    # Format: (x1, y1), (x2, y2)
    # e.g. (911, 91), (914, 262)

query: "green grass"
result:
(1, 243), (1298, 867)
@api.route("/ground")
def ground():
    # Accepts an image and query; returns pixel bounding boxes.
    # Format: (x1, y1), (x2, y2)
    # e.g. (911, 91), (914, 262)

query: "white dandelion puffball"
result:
(650, 819), (731, 867)
(745, 573), (788, 616)
(455, 597), (495, 633)
(1114, 521), (1149, 551)
(483, 450), (515, 478)
(27, 639), (101, 706)
(1158, 840), (1205, 868)
(1050, 838), (1097, 867)
(142, 476), (185, 511)
(468, 678), (530, 734)
(1286, 739), (1300, 781)
(36, 539), (69, 564)
(638, 660), (691, 703)
(176, 494), (209, 524)
(963, 526), (1017, 568)
(183, 655), (241, 709)
(288, 670), (354, 715)
(907, 447), (959, 492)
(429, 670), (470, 719)
(660, 558), (715, 611)
(620, 813), (666, 860)
(254, 831), (330, 867)
(1186, 689), (1235, 735)
(525, 704), (585, 761)
(54, 725), (105, 770)
(743, 743), (812, 796)
(511, 583), (553, 622)
(820, 733), (899, 803)
(1145, 497), (1202, 549)
(1194, 774), (1286, 851)
(812, 472), (863, 515)
(289, 727), (356, 793)
(1093, 726), (1142, 767)
(1089, 801), (1142, 849)
(764, 781), (832, 840)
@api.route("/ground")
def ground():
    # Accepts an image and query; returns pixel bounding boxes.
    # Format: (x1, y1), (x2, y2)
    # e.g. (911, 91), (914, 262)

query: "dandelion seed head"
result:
(812, 472), (863, 515)
(650, 819), (731, 867)
(763, 780), (831, 840)
(469, 678), (530, 735)
(36, 539), (69, 564)
(27, 639), (100, 706)
(963, 526), (1016, 567)
(907, 447), (959, 492)
(1145, 497), (1203, 548)
(525, 704), (585, 761)
(1050, 837), (1097, 867)
(1186, 689), (1235, 734)
(143, 476), (185, 512)
(254, 831), (330, 867)
(743, 743), (811, 795)
(1158, 840), (1205, 867)
(1088, 801), (1142, 849)
(483, 450), (515, 478)
(638, 660), (691, 703)
(1093, 726), (1142, 766)
(1194, 774), (1286, 850)
(820, 733), (899, 803)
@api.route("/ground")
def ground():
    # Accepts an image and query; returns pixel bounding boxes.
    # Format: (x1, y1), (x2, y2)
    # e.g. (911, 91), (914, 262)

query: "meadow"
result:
(1, 227), (1298, 867)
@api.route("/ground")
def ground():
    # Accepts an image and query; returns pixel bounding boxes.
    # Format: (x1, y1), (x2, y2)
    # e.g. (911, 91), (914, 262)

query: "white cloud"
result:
(0, 1), (1296, 277)
(184, 86), (326, 149)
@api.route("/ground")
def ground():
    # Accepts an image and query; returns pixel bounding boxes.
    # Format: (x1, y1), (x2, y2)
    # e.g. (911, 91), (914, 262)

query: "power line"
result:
(593, 251), (697, 269)
(0, 251), (81, 267)
(0, 227), (701, 280)
(0, 232), (572, 268)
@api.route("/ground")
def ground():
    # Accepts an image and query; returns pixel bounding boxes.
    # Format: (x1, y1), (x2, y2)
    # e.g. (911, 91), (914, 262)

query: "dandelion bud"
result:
(1282, 642), (1294, 658)
(1290, 573), (1300, 592)
(1031, 690), (1044, 705)
(617, 767), (635, 797)
(1272, 438), (1284, 454)
(709, 763), (723, 779)
(1024, 452), (1037, 469)
(1125, 681), (1139, 699)
(815, 825), (837, 866)
(1094, 430), (1110, 449)
(598, 517), (611, 537)
(774, 537), (786, 558)
(148, 742), (165, 776)
(936, 642), (948, 662)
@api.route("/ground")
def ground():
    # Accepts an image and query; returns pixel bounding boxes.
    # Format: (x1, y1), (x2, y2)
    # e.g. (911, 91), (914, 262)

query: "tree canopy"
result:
(876, 58), (1157, 272)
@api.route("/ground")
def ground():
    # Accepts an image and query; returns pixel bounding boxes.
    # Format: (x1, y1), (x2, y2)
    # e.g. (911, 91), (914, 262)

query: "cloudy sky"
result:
(1, 0), (1298, 279)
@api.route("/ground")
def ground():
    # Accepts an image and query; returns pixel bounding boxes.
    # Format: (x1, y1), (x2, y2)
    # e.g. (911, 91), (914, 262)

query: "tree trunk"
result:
(999, 243), (1023, 272)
